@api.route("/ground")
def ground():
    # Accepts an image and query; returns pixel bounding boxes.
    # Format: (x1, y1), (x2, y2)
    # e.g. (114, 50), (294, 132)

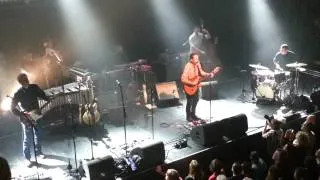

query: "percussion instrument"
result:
(38, 82), (91, 117)
(286, 62), (307, 68)
(274, 71), (290, 84)
(256, 83), (275, 100)
(249, 64), (269, 70)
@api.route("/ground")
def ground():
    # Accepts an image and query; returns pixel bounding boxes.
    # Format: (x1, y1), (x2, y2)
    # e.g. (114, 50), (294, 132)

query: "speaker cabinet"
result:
(130, 141), (165, 170)
(155, 81), (180, 106)
(222, 114), (248, 139)
(190, 120), (225, 147)
(191, 114), (248, 147)
(84, 155), (116, 180)
(155, 81), (179, 100)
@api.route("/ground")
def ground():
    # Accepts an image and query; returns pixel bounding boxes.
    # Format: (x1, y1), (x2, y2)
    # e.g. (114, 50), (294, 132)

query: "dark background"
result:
(0, 0), (319, 73)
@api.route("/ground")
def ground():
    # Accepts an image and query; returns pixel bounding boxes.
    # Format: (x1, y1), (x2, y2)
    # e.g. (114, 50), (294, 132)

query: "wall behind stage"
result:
(0, 0), (319, 71)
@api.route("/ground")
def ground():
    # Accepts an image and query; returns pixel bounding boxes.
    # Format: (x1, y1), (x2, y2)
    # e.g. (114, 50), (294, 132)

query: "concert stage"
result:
(0, 79), (282, 179)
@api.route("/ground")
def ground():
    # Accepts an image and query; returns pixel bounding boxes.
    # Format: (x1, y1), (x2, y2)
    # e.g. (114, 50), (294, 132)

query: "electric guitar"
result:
(16, 101), (51, 126)
(183, 66), (221, 96)
(8, 95), (54, 126)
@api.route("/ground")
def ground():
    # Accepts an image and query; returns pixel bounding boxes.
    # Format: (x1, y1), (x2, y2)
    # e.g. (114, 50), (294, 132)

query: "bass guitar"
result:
(183, 66), (221, 96)
(79, 78), (100, 126)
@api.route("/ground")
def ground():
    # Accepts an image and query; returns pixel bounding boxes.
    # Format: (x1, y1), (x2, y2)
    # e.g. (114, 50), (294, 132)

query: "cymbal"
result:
(286, 62), (307, 68)
(297, 67), (306, 72)
(249, 64), (269, 70)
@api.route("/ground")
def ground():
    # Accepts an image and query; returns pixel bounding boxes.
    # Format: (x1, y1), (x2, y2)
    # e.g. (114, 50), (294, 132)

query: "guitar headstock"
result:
(212, 66), (222, 74)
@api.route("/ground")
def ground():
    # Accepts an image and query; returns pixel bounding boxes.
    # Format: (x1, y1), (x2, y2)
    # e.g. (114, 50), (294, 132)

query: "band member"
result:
(273, 44), (298, 70)
(187, 26), (211, 55)
(43, 40), (63, 88)
(11, 73), (49, 166)
(181, 53), (220, 122)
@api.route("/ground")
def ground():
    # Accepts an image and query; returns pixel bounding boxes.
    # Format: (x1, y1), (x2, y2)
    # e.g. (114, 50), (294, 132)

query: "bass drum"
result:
(255, 84), (274, 100)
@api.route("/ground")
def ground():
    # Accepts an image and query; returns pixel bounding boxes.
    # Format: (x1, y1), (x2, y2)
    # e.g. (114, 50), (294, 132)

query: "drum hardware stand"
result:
(116, 80), (129, 156)
(293, 67), (300, 95)
(238, 69), (253, 102)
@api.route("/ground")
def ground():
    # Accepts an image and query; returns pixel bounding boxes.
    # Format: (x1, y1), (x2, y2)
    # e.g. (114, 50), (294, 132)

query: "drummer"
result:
(273, 44), (298, 70)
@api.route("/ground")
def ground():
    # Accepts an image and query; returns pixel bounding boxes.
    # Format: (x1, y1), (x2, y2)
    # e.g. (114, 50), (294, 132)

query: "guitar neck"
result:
(200, 80), (218, 86)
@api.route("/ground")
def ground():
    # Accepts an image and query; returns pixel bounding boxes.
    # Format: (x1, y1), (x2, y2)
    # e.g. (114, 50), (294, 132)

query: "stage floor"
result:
(0, 80), (281, 179)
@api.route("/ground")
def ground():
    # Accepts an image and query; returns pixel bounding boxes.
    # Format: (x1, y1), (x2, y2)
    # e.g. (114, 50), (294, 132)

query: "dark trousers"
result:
(186, 91), (199, 118)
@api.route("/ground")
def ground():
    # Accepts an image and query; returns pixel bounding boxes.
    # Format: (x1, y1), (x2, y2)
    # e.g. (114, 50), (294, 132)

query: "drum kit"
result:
(249, 62), (307, 102)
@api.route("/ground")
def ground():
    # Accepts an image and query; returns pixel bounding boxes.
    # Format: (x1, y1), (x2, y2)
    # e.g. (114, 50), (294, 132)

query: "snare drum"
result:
(256, 84), (274, 100)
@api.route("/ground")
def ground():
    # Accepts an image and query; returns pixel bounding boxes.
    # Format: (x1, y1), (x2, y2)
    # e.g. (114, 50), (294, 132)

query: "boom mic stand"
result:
(116, 80), (129, 156)
(67, 98), (81, 179)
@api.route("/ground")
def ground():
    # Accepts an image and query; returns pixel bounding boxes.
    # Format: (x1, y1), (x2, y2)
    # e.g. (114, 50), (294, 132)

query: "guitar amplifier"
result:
(155, 81), (180, 107)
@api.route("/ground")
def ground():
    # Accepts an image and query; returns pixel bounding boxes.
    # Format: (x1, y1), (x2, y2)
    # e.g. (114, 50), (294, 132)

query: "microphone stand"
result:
(150, 89), (155, 140)
(209, 81), (213, 123)
(116, 80), (128, 156)
(67, 98), (80, 178)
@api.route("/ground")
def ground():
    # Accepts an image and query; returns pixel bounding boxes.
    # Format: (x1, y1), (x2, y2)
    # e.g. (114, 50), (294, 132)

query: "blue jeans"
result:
(21, 122), (42, 160)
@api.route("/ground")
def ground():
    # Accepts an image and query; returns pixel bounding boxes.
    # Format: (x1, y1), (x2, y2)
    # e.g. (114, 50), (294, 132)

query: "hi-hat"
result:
(286, 62), (307, 68)
(249, 64), (269, 70)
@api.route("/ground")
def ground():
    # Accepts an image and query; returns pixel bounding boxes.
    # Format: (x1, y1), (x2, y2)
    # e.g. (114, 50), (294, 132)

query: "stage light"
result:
(149, 0), (191, 49)
(1, 96), (12, 111)
(58, 0), (112, 66)
(248, 0), (287, 66)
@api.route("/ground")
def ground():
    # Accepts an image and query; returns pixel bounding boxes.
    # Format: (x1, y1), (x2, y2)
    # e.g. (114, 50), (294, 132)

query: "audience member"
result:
(229, 162), (243, 180)
(303, 156), (318, 180)
(316, 149), (320, 174)
(185, 160), (203, 180)
(281, 129), (295, 147)
(291, 131), (310, 167)
(165, 169), (182, 180)
(215, 174), (227, 180)
(208, 159), (223, 180)
(272, 148), (292, 179)
(262, 119), (283, 156)
(301, 121), (317, 154)
(293, 167), (306, 180)
(241, 161), (253, 180)
(249, 151), (267, 180)
(265, 165), (280, 180)
(0, 157), (11, 180)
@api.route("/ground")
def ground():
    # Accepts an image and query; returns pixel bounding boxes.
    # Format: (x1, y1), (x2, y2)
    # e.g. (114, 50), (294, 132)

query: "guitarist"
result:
(10, 73), (50, 166)
(181, 53), (219, 122)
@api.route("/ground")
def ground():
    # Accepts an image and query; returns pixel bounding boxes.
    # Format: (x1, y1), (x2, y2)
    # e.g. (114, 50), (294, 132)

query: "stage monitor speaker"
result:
(190, 114), (248, 147)
(84, 155), (116, 180)
(190, 120), (225, 147)
(130, 141), (165, 170)
(222, 113), (248, 139)
(155, 81), (179, 106)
